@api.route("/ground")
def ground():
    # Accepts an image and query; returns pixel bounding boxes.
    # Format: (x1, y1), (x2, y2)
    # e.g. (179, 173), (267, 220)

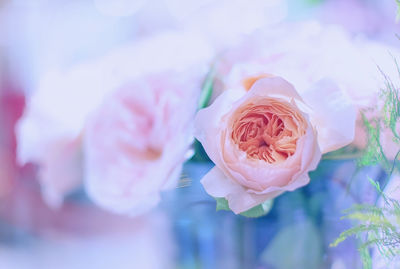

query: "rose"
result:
(195, 75), (356, 213)
(213, 22), (400, 160)
(214, 22), (395, 107)
(17, 31), (213, 213)
(84, 72), (199, 215)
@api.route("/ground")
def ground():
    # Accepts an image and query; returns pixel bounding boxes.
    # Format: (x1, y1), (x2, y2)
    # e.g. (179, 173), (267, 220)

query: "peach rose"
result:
(84, 72), (199, 215)
(195, 76), (356, 213)
(213, 22), (400, 159)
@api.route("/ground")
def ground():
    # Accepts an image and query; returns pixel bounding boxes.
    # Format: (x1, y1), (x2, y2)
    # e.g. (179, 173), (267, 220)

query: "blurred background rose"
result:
(16, 31), (212, 212)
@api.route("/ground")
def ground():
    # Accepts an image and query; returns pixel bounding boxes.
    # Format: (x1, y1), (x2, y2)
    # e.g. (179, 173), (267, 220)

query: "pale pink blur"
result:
(16, 31), (213, 214)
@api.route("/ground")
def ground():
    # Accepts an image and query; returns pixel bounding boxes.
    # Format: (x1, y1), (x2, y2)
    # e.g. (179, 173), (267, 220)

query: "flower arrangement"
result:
(0, 0), (399, 268)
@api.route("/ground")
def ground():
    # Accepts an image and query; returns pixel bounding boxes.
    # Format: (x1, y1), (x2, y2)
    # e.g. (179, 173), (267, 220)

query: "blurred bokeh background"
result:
(0, 0), (399, 268)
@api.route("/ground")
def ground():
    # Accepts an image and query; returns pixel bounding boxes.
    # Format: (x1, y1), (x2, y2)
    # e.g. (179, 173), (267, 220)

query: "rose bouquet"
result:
(1, 1), (399, 267)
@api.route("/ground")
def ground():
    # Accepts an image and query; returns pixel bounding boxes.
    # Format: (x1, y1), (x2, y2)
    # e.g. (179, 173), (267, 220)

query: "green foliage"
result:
(190, 140), (211, 162)
(357, 63), (400, 174)
(380, 60), (400, 144)
(357, 114), (388, 169)
(240, 200), (273, 218)
(191, 66), (215, 162)
(360, 247), (372, 269)
(397, 0), (400, 22)
(215, 197), (230, 211)
(332, 60), (400, 268)
(197, 67), (215, 110)
(305, 0), (324, 5)
(331, 179), (400, 268)
(322, 145), (363, 160)
(215, 197), (273, 218)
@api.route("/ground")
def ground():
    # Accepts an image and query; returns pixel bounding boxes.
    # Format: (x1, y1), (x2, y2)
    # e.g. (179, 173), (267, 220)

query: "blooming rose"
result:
(213, 21), (400, 159)
(17, 31), (212, 213)
(84, 72), (199, 214)
(195, 75), (356, 213)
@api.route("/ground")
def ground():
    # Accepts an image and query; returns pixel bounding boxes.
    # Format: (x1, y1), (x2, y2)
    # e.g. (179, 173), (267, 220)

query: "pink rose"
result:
(214, 22), (400, 158)
(195, 75), (356, 213)
(17, 31), (213, 213)
(84, 72), (199, 215)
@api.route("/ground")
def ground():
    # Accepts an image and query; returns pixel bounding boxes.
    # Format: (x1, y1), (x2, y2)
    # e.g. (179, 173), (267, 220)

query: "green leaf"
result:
(322, 145), (363, 160)
(397, 0), (400, 22)
(197, 68), (215, 110)
(215, 197), (230, 211)
(190, 139), (211, 162)
(240, 200), (274, 218)
(360, 247), (372, 269)
(305, 0), (324, 5)
(215, 198), (273, 218)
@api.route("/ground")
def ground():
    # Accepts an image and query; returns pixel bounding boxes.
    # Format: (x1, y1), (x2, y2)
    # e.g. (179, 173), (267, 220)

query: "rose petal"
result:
(201, 166), (283, 214)
(16, 115), (83, 208)
(248, 76), (305, 102)
(39, 138), (83, 208)
(194, 88), (245, 167)
(228, 190), (280, 214)
(302, 79), (356, 153)
(200, 166), (243, 197)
